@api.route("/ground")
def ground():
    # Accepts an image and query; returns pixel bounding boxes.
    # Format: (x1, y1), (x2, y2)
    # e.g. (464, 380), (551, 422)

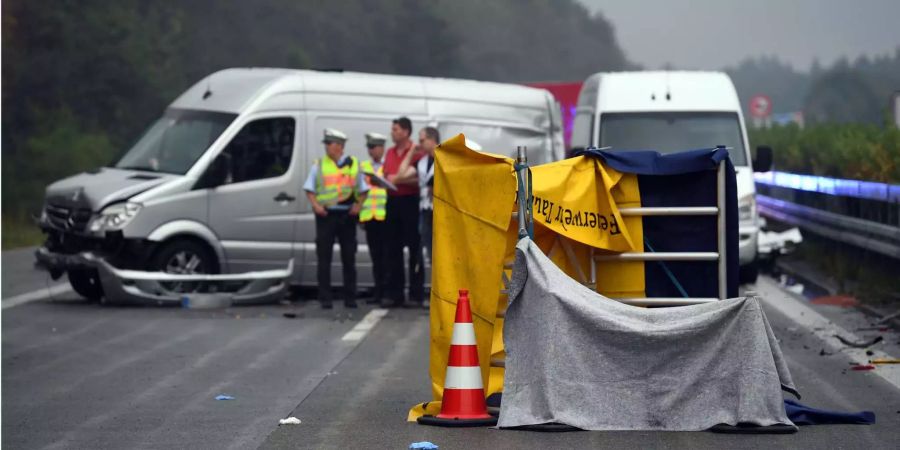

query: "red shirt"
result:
(383, 141), (424, 197)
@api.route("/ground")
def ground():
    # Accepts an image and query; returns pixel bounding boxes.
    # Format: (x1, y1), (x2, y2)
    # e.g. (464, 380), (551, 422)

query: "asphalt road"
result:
(3, 248), (900, 449)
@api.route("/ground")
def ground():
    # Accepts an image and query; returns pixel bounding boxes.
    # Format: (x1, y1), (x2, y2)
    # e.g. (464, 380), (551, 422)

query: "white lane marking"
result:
(341, 308), (389, 342)
(756, 276), (900, 392)
(2, 284), (72, 309)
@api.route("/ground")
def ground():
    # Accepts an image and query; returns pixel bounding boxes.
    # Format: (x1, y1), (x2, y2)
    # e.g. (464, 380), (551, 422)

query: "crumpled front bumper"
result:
(36, 247), (292, 306)
(91, 255), (293, 306)
(34, 246), (97, 278)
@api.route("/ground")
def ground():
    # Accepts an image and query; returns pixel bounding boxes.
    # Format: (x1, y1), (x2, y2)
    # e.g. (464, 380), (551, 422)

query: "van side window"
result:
(571, 110), (593, 150)
(222, 118), (295, 183)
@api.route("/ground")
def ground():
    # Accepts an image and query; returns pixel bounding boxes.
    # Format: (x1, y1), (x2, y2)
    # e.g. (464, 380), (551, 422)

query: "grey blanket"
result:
(499, 238), (799, 431)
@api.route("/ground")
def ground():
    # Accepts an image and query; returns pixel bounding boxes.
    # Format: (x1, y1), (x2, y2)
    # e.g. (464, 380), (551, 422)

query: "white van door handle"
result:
(273, 192), (296, 202)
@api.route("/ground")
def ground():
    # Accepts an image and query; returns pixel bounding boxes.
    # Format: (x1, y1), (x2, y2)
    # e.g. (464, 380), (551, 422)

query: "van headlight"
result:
(90, 202), (142, 232)
(738, 195), (756, 223)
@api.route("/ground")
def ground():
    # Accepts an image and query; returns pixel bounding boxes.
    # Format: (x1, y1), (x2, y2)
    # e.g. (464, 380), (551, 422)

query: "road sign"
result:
(749, 94), (773, 119)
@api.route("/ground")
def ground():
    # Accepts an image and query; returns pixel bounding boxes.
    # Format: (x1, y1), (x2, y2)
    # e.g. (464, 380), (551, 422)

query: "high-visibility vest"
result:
(360, 160), (387, 222)
(315, 156), (359, 207)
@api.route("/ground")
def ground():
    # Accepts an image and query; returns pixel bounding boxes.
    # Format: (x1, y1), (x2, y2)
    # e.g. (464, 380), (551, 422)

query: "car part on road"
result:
(181, 293), (232, 309)
(835, 335), (884, 348)
(869, 358), (900, 364)
(88, 254), (293, 306)
(409, 442), (438, 449)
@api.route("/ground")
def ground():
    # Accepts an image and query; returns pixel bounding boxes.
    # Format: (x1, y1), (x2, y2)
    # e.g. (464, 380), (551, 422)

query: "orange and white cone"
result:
(418, 289), (497, 427)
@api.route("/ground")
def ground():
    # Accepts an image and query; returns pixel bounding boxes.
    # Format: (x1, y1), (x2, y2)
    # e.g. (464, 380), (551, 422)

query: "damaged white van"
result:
(37, 68), (563, 302)
(571, 71), (772, 283)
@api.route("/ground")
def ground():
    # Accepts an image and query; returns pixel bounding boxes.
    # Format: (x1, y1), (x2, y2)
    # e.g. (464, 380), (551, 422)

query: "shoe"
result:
(344, 300), (358, 309)
(321, 301), (333, 310)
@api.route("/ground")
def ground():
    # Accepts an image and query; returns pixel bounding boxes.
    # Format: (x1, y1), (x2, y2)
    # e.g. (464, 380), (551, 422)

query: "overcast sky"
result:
(577, 0), (900, 71)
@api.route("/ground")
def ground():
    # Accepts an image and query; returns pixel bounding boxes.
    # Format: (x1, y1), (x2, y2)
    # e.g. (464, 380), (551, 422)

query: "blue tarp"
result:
(576, 147), (740, 298)
(784, 399), (876, 425)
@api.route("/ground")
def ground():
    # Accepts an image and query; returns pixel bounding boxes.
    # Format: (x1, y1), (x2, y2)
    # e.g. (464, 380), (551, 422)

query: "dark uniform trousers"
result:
(364, 220), (388, 301)
(315, 210), (357, 304)
(385, 195), (424, 305)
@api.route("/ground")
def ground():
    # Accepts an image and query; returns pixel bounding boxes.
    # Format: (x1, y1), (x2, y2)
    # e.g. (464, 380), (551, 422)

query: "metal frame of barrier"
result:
(503, 147), (728, 305)
(492, 146), (729, 384)
(493, 147), (729, 371)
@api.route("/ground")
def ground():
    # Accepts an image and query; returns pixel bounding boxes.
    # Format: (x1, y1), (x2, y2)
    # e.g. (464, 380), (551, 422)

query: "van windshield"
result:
(115, 109), (237, 174)
(598, 112), (747, 166)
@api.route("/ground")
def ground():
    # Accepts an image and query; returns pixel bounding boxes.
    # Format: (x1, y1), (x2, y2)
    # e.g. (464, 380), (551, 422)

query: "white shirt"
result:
(417, 155), (435, 211)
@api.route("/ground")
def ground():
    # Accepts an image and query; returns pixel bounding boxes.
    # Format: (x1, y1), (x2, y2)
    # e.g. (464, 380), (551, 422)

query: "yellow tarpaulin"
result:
(408, 134), (645, 421)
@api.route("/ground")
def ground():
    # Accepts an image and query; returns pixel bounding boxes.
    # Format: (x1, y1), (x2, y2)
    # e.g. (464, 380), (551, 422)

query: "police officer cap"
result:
(322, 128), (348, 144)
(365, 132), (387, 147)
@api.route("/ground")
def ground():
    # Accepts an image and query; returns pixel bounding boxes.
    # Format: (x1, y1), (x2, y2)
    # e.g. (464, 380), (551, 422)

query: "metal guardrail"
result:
(757, 194), (900, 260)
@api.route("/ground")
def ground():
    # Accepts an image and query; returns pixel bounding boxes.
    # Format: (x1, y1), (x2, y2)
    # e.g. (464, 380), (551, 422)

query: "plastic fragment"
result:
(869, 358), (900, 364)
(409, 442), (439, 450)
(279, 417), (301, 425)
(850, 364), (875, 371)
(835, 335), (883, 348)
(215, 394), (235, 400)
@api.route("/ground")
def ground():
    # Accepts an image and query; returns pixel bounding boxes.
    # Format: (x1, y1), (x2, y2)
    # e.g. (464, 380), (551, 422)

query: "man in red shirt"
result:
(382, 117), (425, 308)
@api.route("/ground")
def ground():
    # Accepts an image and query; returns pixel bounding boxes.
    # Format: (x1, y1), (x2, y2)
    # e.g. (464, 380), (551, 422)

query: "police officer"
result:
(303, 128), (369, 309)
(359, 132), (388, 305)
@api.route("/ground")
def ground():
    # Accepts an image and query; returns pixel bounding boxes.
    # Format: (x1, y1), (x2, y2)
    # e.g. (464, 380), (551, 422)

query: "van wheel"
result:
(150, 239), (217, 293)
(740, 261), (759, 285)
(68, 268), (104, 301)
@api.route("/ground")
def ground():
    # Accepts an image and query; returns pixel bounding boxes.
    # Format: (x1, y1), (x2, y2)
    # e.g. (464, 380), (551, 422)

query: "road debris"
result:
(409, 442), (439, 450)
(850, 364), (875, 371)
(279, 417), (301, 425)
(810, 295), (858, 307)
(283, 312), (298, 319)
(834, 335), (883, 348)
(875, 309), (900, 324)
(869, 358), (900, 364)
(215, 394), (235, 400)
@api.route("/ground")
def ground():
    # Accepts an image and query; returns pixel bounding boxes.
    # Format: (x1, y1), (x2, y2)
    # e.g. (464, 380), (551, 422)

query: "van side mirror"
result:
(196, 153), (231, 189)
(753, 146), (773, 172)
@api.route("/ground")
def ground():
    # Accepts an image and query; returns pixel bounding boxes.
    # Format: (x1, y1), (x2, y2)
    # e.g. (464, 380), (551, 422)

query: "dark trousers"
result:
(364, 220), (388, 301)
(420, 209), (433, 265)
(315, 211), (357, 304)
(385, 195), (424, 304)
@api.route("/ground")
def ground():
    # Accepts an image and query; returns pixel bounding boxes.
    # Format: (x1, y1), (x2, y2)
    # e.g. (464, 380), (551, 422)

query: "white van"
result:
(37, 68), (564, 300)
(571, 71), (772, 282)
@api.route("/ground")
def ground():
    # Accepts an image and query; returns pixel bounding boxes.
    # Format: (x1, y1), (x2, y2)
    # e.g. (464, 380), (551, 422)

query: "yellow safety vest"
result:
(315, 156), (359, 207)
(360, 160), (387, 222)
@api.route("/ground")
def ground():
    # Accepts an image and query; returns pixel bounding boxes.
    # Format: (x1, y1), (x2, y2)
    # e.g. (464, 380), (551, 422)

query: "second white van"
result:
(571, 71), (772, 283)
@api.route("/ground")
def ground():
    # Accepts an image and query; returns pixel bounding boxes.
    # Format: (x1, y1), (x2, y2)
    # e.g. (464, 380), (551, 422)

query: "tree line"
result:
(726, 50), (900, 125)
(2, 0), (631, 228)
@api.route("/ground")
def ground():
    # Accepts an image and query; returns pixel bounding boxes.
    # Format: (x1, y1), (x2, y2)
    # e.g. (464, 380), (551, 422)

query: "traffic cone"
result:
(418, 289), (498, 427)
